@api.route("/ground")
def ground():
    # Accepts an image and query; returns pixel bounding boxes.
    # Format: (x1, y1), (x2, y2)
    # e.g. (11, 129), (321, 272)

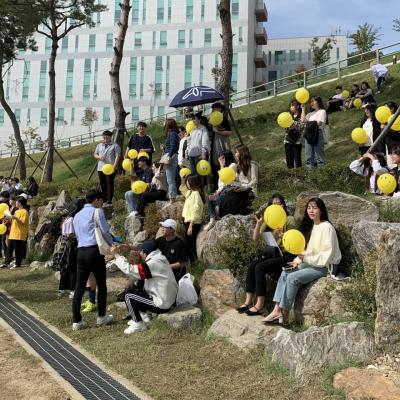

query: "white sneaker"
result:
(9, 260), (16, 267)
(69, 291), (74, 299)
(205, 219), (216, 231)
(127, 313), (150, 326)
(9, 264), (19, 270)
(72, 320), (87, 331)
(124, 321), (147, 334)
(96, 315), (113, 327)
(57, 290), (67, 298)
(129, 211), (138, 217)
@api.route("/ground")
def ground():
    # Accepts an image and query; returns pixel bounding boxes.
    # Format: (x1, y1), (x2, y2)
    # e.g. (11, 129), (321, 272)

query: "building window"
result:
(142, 0), (146, 23)
(308, 49), (312, 61)
(83, 59), (91, 101)
(27, 109), (31, 124)
(103, 107), (110, 124)
(45, 37), (52, 53)
(57, 108), (64, 126)
(132, 0), (139, 24)
(336, 47), (340, 60)
(184, 55), (192, 89)
(152, 31), (156, 49)
(114, 0), (121, 24)
(231, 53), (238, 91)
(289, 50), (296, 64)
(160, 31), (167, 48)
(140, 57), (144, 99)
(129, 57), (137, 100)
(14, 108), (20, 123)
(201, 0), (205, 21)
(93, 59), (98, 100)
(71, 107), (75, 125)
(75, 36), (79, 51)
(216, 0), (220, 19)
(298, 49), (302, 61)
(0, 109), (4, 126)
(22, 61), (30, 102)
(40, 108), (47, 126)
(199, 54), (204, 85)
(189, 29), (193, 48)
(168, 0), (171, 22)
(238, 27), (243, 44)
(186, 0), (193, 22)
(106, 33), (113, 52)
(134, 32), (142, 49)
(89, 34), (96, 52)
(38, 60), (47, 101)
(5, 70), (10, 100)
(204, 28), (212, 48)
(131, 106), (139, 123)
(178, 30), (185, 48)
(268, 70), (277, 82)
(231, 0), (239, 20)
(274, 51), (286, 65)
(155, 56), (163, 99)
(158, 106), (165, 117)
(166, 55), (170, 95)
(65, 59), (74, 100)
(157, 0), (164, 23)
(61, 36), (68, 53)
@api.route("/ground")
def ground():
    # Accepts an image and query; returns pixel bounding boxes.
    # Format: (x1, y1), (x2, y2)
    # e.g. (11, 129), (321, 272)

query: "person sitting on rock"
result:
(156, 219), (189, 282)
(263, 197), (341, 326)
(112, 240), (178, 335)
(237, 194), (297, 316)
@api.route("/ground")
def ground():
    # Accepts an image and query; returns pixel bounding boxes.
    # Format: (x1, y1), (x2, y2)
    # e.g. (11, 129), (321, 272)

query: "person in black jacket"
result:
(26, 176), (39, 197)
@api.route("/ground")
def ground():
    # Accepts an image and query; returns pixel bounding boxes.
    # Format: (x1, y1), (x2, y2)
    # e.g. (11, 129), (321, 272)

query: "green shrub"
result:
(336, 225), (360, 277)
(378, 201), (400, 222)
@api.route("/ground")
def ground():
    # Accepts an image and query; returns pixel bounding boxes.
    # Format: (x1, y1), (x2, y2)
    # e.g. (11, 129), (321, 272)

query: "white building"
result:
(0, 0), (268, 148)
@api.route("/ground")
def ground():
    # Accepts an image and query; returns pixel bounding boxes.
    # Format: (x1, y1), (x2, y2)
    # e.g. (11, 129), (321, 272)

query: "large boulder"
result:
(294, 277), (349, 325)
(333, 367), (400, 400)
(33, 233), (57, 261)
(124, 215), (143, 244)
(267, 322), (374, 378)
(375, 228), (400, 352)
(352, 221), (400, 263)
(157, 200), (184, 222)
(29, 261), (47, 271)
(207, 309), (283, 350)
(295, 191), (379, 228)
(29, 207), (39, 232)
(158, 304), (202, 329)
(55, 190), (71, 210)
(200, 269), (243, 317)
(35, 201), (56, 235)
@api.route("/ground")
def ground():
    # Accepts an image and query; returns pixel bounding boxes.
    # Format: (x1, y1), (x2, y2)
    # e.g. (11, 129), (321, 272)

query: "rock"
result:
(333, 367), (400, 400)
(295, 192), (379, 228)
(158, 304), (202, 329)
(130, 230), (148, 247)
(198, 214), (255, 265)
(54, 271), (60, 281)
(102, 204), (114, 220)
(200, 269), (243, 317)
(33, 233), (57, 261)
(106, 274), (130, 293)
(124, 215), (143, 244)
(29, 261), (47, 271)
(195, 226), (208, 258)
(352, 221), (400, 263)
(207, 309), (283, 350)
(29, 207), (39, 232)
(157, 201), (184, 223)
(55, 190), (71, 210)
(294, 277), (349, 325)
(375, 228), (400, 352)
(267, 322), (374, 378)
(35, 201), (56, 235)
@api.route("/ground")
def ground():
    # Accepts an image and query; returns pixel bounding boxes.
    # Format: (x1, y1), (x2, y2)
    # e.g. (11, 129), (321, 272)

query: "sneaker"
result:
(9, 264), (19, 270)
(205, 219), (216, 231)
(72, 320), (87, 331)
(96, 315), (113, 327)
(129, 211), (138, 217)
(128, 313), (150, 325)
(57, 290), (67, 298)
(82, 302), (97, 313)
(124, 321), (147, 334)
(69, 291), (74, 299)
(9, 260), (16, 268)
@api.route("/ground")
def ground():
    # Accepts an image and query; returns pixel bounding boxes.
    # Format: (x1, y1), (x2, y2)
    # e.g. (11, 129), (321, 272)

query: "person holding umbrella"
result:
(187, 112), (210, 175)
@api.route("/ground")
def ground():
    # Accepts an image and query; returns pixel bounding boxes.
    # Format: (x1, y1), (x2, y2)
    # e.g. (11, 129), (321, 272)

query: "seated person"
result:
(125, 156), (153, 216)
(343, 84), (360, 109)
(26, 176), (39, 197)
(326, 85), (344, 114)
(112, 240), (178, 335)
(156, 219), (189, 282)
(355, 81), (376, 106)
(9, 177), (23, 195)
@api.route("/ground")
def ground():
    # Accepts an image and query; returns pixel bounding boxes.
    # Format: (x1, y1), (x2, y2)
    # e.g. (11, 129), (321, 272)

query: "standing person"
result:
(177, 126), (189, 167)
(156, 219), (189, 282)
(302, 96), (327, 171)
(124, 121), (155, 172)
(0, 191), (10, 260)
(2, 196), (29, 269)
(94, 130), (121, 204)
(263, 198), (341, 325)
(186, 112), (209, 175)
(160, 119), (180, 203)
(181, 174), (205, 262)
(284, 100), (305, 169)
(209, 102), (232, 191)
(370, 61), (389, 92)
(71, 189), (113, 331)
(358, 104), (382, 155)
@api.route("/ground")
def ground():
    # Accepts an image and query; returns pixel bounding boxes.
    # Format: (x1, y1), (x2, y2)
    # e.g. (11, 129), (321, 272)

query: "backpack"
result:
(304, 121), (320, 145)
(286, 127), (302, 145)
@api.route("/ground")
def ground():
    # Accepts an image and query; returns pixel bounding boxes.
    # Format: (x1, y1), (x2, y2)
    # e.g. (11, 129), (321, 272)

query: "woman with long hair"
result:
(263, 197), (341, 325)
(284, 99), (305, 168)
(355, 81), (376, 105)
(358, 104), (382, 155)
(26, 176), (39, 197)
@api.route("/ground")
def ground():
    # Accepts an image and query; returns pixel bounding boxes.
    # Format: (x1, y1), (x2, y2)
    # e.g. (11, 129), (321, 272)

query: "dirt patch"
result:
(0, 325), (72, 400)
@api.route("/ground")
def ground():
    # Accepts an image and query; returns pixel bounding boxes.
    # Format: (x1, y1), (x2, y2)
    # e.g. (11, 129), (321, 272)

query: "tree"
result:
(349, 23), (381, 60)
(393, 18), (400, 32)
(81, 108), (98, 142)
(310, 36), (336, 68)
(36, 0), (106, 182)
(0, 0), (42, 179)
(217, 0), (233, 111)
(4, 135), (17, 154)
(109, 0), (131, 163)
(22, 126), (39, 152)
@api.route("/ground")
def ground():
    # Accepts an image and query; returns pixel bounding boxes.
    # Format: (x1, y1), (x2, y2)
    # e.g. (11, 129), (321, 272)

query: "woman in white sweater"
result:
(263, 197), (341, 325)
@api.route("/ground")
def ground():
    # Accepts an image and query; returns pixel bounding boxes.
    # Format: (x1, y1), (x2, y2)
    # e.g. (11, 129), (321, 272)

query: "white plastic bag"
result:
(176, 273), (198, 306)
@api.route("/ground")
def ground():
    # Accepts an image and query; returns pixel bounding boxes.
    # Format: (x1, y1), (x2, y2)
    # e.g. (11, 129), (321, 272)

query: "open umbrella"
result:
(169, 85), (223, 108)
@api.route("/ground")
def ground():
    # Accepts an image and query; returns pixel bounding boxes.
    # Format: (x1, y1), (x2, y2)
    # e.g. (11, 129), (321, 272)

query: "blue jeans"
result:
(207, 193), (225, 219)
(164, 154), (178, 198)
(273, 263), (327, 310)
(305, 132), (325, 170)
(189, 156), (201, 175)
(125, 190), (138, 213)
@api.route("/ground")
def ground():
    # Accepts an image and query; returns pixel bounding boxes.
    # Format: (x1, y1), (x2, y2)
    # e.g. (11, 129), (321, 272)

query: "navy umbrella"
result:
(169, 85), (223, 108)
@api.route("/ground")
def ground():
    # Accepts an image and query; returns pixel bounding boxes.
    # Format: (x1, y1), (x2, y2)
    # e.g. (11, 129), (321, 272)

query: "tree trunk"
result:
(110, 0), (131, 162)
(0, 61), (26, 179)
(43, 30), (58, 182)
(218, 0), (233, 111)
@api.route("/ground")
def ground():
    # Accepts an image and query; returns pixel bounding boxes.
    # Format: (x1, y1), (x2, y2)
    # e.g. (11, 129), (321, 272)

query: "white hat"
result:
(18, 193), (28, 199)
(159, 219), (177, 230)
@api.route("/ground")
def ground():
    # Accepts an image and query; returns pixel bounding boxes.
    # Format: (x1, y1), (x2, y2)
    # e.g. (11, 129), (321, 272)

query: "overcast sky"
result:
(266, 0), (399, 49)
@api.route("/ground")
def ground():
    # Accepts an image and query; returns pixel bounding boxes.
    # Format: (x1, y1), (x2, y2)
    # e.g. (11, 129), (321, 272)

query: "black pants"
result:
(0, 235), (7, 259)
(98, 171), (116, 203)
(125, 288), (170, 322)
(72, 246), (107, 323)
(5, 239), (25, 267)
(246, 253), (295, 296)
(377, 76), (386, 91)
(211, 161), (219, 192)
(184, 222), (201, 262)
(136, 190), (167, 215)
(284, 143), (302, 168)
(59, 244), (77, 291)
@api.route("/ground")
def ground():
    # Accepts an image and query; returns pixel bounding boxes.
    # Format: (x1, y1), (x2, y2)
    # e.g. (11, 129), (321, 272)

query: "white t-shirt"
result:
(306, 109), (327, 127)
(362, 119), (374, 146)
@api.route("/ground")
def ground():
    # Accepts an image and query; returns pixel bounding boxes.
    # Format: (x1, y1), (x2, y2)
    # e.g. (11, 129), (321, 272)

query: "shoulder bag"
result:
(94, 208), (112, 256)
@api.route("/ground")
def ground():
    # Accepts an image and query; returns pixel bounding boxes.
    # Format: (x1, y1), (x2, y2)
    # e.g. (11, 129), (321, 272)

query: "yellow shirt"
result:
(9, 209), (29, 241)
(182, 189), (204, 224)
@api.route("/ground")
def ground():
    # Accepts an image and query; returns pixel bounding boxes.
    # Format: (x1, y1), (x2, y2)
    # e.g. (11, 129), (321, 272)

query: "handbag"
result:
(160, 153), (171, 165)
(304, 121), (319, 145)
(94, 208), (112, 256)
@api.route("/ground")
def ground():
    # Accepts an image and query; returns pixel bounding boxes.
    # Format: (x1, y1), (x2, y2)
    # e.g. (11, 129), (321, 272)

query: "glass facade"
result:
(157, 0), (164, 23)
(166, 55), (170, 95)
(22, 61), (30, 102)
(289, 50), (296, 64)
(178, 30), (185, 48)
(134, 32), (142, 49)
(75, 35), (79, 51)
(45, 37), (51, 54)
(168, 0), (171, 23)
(40, 108), (47, 126)
(106, 33), (113, 52)
(89, 34), (96, 52)
(140, 57), (144, 99)
(184, 55), (192, 89)
(93, 59), (98, 100)
(61, 37), (68, 53)
(189, 29), (193, 48)
(231, 53), (238, 91)
(0, 109), (3, 127)
(114, 0), (121, 24)
(199, 54), (204, 85)
(83, 59), (91, 101)
(38, 60), (47, 101)
(71, 108), (75, 125)
(232, 0), (239, 20)
(132, 0), (139, 24)
(131, 106), (139, 123)
(103, 107), (110, 124)
(66, 59), (74, 100)
(201, 0), (205, 21)
(129, 57), (137, 100)
(204, 28), (212, 48)
(160, 31), (167, 48)
(186, 0), (193, 22)
(57, 108), (64, 126)
(155, 56), (163, 99)
(14, 108), (20, 123)
(142, 0), (146, 23)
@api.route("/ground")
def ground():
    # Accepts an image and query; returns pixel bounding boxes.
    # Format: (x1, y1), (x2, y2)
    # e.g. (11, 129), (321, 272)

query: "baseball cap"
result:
(139, 240), (158, 255)
(18, 193), (29, 199)
(159, 219), (177, 230)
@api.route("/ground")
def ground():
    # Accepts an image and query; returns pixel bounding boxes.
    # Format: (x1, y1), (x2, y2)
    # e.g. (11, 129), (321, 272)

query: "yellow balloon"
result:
(102, 164), (114, 175)
(295, 87), (310, 104)
(137, 151), (149, 159)
(186, 120), (195, 135)
(0, 224), (6, 235)
(0, 203), (9, 214)
(263, 204), (287, 230)
(375, 106), (391, 124)
(342, 90), (350, 99)
(196, 160), (211, 176)
(128, 149), (138, 159)
(218, 167), (236, 185)
(282, 229), (306, 255)
(179, 167), (191, 177)
(389, 115), (400, 132)
(0, 212), (4, 220)
(353, 98), (362, 108)
(277, 112), (293, 129)
(209, 111), (224, 127)
(131, 180), (148, 195)
(377, 173), (397, 195)
(122, 159), (132, 172)
(351, 128), (368, 145)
